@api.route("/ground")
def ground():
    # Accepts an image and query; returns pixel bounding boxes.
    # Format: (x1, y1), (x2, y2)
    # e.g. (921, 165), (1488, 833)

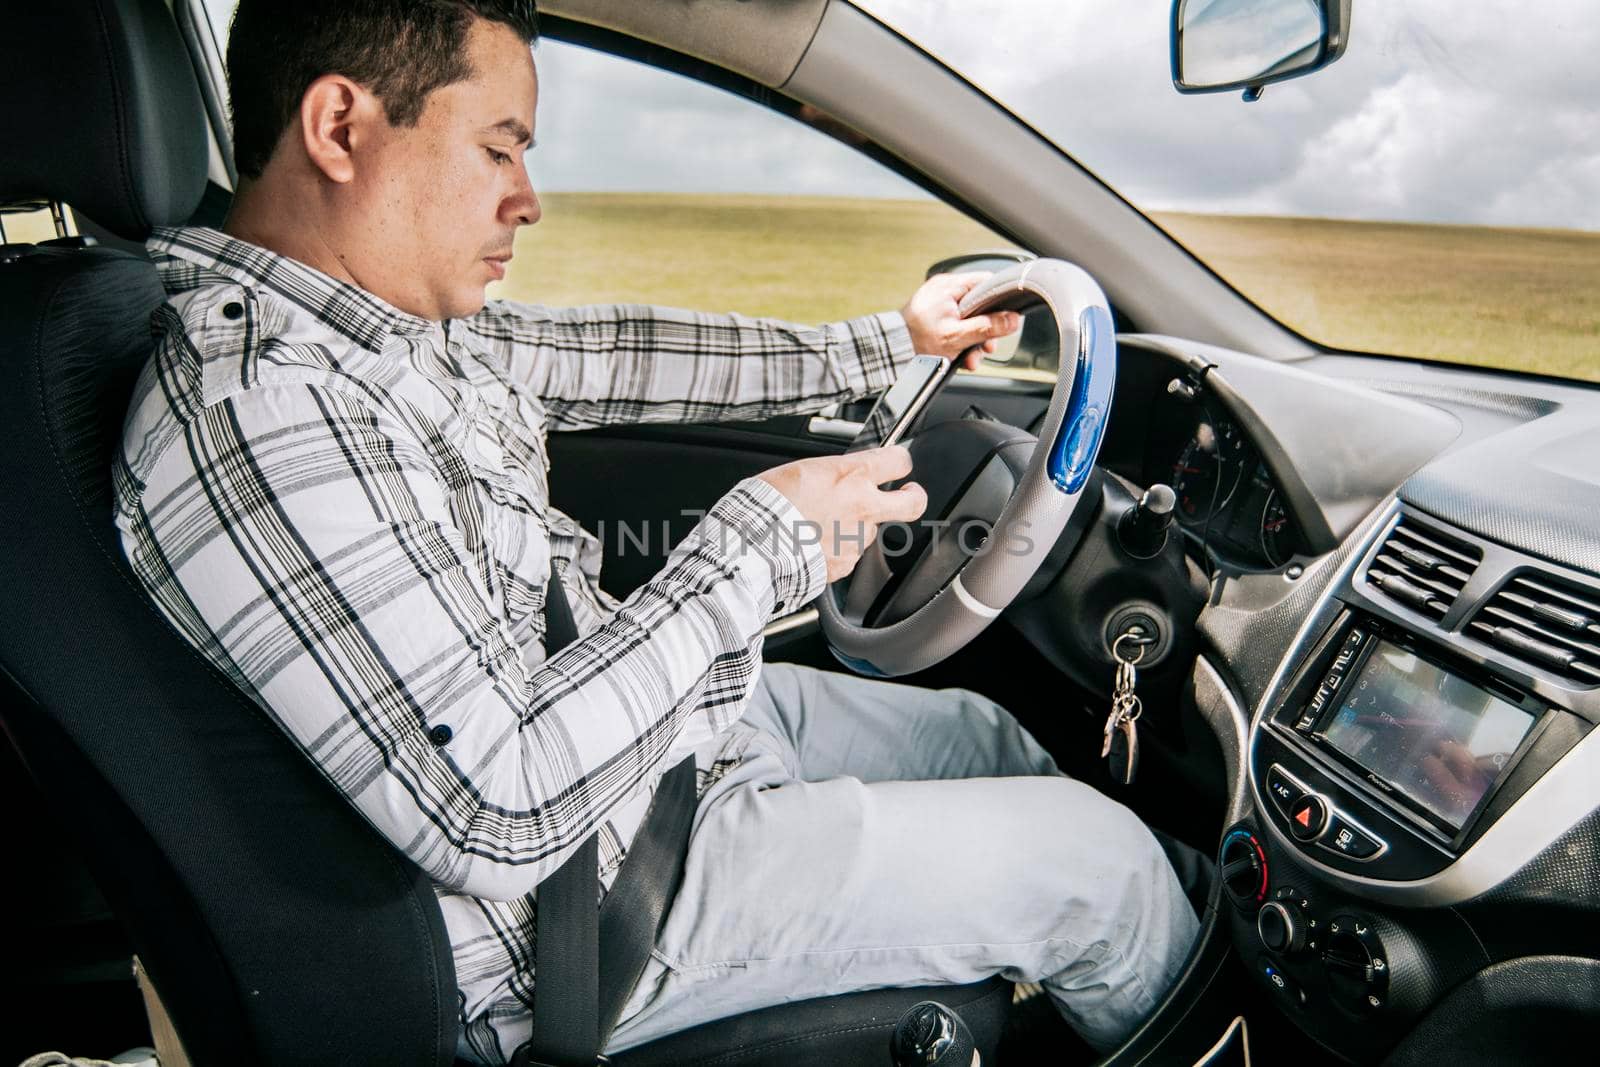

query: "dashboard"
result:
(1088, 332), (1450, 581)
(881, 322), (1600, 1063)
(993, 328), (1600, 1064)
(1100, 337), (1600, 1065)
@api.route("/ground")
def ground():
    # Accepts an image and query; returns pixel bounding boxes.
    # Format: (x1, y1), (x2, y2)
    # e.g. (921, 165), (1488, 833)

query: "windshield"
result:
(863, 0), (1600, 384)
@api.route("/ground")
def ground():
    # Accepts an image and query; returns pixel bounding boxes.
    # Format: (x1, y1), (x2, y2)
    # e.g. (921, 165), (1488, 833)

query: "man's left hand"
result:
(899, 271), (1023, 371)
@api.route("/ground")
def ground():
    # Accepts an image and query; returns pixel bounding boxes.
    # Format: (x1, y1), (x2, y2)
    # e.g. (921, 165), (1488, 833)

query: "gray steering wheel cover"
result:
(817, 259), (1115, 676)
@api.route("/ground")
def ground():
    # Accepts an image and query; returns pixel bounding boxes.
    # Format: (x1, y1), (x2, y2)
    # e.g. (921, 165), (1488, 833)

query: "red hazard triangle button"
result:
(1289, 795), (1327, 841)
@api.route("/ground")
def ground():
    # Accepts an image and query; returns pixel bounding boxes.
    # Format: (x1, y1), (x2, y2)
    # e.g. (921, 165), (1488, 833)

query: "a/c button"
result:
(1265, 765), (1304, 816)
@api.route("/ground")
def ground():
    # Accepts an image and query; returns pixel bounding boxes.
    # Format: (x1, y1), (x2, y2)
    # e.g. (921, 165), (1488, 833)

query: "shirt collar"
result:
(147, 226), (439, 353)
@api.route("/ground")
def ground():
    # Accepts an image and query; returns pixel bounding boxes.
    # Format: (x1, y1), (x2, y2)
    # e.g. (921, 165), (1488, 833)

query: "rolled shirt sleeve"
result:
(458, 301), (917, 430)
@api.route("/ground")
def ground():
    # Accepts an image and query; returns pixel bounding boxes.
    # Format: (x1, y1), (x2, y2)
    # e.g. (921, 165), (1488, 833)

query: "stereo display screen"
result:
(1319, 641), (1537, 828)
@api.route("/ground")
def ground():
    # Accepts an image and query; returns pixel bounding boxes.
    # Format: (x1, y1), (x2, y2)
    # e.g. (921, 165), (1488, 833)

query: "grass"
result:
(490, 192), (1010, 325)
(489, 192), (1600, 385)
(1155, 212), (1600, 382)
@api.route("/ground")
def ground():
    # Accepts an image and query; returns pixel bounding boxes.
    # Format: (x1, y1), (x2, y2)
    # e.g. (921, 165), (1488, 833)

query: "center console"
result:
(1253, 606), (1565, 882)
(1220, 502), (1600, 1061)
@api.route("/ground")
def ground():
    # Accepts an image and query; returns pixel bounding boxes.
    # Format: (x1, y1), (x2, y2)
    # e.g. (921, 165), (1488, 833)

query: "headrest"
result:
(0, 0), (209, 240)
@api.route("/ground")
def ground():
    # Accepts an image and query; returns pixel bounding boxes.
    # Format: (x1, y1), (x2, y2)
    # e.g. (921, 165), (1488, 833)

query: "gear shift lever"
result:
(890, 1000), (980, 1066)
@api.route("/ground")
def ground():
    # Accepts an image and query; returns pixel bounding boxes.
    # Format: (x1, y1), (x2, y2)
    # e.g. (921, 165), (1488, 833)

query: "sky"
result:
(527, 0), (1600, 232)
(528, 35), (923, 200)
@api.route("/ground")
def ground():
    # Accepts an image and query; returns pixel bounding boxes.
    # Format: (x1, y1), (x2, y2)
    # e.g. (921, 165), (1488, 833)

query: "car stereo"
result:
(1259, 608), (1563, 873)
(1291, 624), (1540, 833)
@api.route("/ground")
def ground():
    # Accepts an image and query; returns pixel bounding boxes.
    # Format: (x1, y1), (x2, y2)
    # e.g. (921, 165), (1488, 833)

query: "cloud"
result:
(529, 1), (1600, 232)
(867, 0), (1600, 230)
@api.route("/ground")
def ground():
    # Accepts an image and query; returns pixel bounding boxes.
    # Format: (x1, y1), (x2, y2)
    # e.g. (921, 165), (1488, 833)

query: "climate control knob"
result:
(1219, 828), (1269, 909)
(1257, 901), (1306, 954)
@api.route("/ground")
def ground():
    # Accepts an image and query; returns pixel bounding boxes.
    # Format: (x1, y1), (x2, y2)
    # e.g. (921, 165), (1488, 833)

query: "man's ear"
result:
(298, 74), (378, 184)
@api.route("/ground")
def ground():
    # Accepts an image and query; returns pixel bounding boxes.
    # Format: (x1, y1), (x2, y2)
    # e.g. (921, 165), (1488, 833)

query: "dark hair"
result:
(226, 1), (540, 179)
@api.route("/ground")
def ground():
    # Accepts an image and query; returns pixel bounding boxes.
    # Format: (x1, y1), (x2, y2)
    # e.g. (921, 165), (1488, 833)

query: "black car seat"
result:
(0, 1), (1011, 1064)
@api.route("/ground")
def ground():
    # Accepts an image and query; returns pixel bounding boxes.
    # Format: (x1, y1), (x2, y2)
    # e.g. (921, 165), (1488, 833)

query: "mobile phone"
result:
(846, 354), (957, 453)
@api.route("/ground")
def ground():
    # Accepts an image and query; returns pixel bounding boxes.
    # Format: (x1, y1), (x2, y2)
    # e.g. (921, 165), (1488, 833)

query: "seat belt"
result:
(598, 753), (696, 1040)
(516, 565), (699, 1067)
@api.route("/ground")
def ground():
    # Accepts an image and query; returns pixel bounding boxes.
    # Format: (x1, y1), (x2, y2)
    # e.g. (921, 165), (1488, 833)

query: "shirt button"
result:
(773, 600), (786, 614)
(221, 301), (244, 320)
(428, 724), (453, 746)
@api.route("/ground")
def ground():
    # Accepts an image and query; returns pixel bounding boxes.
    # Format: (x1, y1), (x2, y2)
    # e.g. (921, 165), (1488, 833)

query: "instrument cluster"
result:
(1146, 407), (1300, 571)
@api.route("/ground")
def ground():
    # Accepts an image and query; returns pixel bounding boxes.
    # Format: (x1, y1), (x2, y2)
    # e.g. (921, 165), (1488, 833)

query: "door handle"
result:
(806, 415), (864, 441)
(763, 607), (819, 639)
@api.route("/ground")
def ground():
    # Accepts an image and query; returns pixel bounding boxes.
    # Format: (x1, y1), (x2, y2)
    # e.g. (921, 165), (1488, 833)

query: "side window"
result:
(502, 41), (1015, 334)
(200, 0), (235, 49)
(0, 205), (73, 244)
(189, 7), (1020, 356)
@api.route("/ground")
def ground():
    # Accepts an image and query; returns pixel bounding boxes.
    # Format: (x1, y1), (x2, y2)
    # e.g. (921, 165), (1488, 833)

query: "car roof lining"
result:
(538, 0), (831, 87)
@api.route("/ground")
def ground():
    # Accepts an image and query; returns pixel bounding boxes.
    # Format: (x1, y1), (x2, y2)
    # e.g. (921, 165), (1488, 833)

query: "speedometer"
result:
(1171, 419), (1247, 525)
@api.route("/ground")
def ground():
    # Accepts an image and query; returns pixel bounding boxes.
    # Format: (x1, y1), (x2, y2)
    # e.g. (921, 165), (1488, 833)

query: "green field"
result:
(490, 192), (1009, 325)
(1156, 211), (1600, 381)
(490, 192), (1600, 384)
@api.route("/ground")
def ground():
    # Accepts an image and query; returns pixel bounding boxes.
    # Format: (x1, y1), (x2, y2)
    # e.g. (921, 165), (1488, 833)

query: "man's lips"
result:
(484, 253), (512, 279)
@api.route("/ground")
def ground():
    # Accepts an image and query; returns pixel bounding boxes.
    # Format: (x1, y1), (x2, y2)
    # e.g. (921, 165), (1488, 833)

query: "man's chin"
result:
(442, 289), (491, 322)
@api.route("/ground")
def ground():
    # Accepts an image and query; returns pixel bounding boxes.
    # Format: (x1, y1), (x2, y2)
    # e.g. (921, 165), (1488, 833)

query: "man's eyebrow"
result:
(482, 118), (534, 146)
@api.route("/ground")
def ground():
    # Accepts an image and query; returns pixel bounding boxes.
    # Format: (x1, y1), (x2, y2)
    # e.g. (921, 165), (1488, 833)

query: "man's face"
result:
(355, 18), (540, 321)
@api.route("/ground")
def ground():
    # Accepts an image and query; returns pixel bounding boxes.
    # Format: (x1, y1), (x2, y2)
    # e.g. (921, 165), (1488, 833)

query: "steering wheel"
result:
(818, 259), (1117, 677)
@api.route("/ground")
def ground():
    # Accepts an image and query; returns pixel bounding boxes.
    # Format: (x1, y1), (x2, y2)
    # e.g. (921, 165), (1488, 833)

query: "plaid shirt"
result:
(113, 226), (914, 1062)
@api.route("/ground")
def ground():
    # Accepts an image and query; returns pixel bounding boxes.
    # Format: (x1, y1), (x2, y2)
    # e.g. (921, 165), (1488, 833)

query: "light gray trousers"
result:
(607, 662), (1200, 1054)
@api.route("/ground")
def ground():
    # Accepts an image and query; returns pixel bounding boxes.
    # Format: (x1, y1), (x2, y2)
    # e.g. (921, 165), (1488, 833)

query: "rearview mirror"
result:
(1171, 0), (1352, 100)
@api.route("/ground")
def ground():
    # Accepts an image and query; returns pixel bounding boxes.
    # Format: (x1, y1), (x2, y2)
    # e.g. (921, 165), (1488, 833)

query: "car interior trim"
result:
(1195, 655), (1253, 828)
(172, 0), (237, 189)
(538, 0), (831, 87)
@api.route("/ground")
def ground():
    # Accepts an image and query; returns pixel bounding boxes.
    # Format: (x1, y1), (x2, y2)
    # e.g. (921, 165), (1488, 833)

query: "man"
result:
(114, 1), (1198, 1062)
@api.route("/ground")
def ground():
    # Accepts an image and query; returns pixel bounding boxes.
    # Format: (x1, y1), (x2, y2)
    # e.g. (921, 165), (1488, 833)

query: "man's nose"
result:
(506, 166), (541, 227)
(508, 188), (541, 227)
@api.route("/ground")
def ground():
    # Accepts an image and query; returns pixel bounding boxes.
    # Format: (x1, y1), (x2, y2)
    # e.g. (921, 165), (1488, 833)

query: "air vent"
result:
(1363, 517), (1482, 621)
(1470, 571), (1600, 687)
